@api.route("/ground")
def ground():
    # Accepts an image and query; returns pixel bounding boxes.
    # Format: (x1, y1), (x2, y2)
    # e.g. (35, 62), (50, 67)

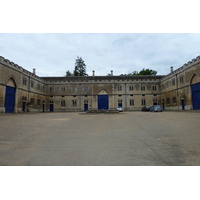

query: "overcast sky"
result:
(1, 1), (200, 198)
(1, 33), (200, 77)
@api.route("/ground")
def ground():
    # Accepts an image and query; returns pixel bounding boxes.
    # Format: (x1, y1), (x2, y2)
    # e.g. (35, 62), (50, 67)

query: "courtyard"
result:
(0, 111), (200, 166)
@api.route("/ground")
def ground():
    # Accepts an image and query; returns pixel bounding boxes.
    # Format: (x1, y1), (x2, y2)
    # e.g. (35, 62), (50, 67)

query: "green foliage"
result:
(120, 68), (157, 76)
(73, 56), (88, 76)
(137, 68), (157, 75)
(66, 56), (88, 77)
(120, 73), (133, 76)
(66, 70), (73, 77)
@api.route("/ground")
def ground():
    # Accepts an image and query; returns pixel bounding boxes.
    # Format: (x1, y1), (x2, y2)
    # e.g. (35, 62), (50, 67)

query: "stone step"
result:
(86, 109), (119, 113)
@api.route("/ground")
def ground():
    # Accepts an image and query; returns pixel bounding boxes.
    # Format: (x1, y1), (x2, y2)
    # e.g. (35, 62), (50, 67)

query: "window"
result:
(141, 85), (146, 91)
(118, 85), (122, 91)
(23, 77), (27, 86)
(130, 99), (134, 106)
(129, 85), (134, 91)
(153, 99), (158, 105)
(152, 85), (157, 91)
(84, 86), (88, 92)
(37, 99), (40, 106)
(61, 100), (66, 107)
(166, 97), (170, 105)
(166, 82), (169, 88)
(30, 98), (34, 105)
(118, 99), (122, 107)
(49, 86), (54, 92)
(37, 83), (40, 90)
(118, 99), (122, 104)
(173, 97), (177, 104)
(141, 99), (146, 106)
(72, 86), (77, 92)
(180, 76), (184, 84)
(72, 100), (77, 107)
(61, 86), (66, 92)
(172, 78), (176, 86)
(31, 81), (34, 88)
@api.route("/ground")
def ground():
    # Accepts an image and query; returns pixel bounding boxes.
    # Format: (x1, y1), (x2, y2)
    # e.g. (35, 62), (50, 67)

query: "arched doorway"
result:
(4, 78), (16, 113)
(98, 89), (109, 110)
(191, 74), (200, 110)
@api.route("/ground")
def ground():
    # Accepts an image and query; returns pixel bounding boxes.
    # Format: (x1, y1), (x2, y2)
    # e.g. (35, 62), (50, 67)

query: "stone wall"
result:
(1, 55), (200, 112)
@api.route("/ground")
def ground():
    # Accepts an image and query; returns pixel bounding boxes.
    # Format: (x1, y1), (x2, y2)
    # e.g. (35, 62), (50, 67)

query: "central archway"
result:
(98, 89), (109, 110)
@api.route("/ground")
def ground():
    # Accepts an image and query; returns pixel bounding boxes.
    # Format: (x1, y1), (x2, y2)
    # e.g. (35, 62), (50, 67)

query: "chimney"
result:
(170, 66), (173, 73)
(111, 70), (113, 76)
(92, 70), (95, 76)
(33, 68), (36, 75)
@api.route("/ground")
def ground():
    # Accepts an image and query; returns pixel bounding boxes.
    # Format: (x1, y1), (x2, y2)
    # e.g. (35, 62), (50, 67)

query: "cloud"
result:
(0, 33), (200, 76)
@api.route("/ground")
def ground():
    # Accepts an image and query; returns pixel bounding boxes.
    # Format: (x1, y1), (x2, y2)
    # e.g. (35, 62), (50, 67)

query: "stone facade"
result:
(1, 55), (200, 113)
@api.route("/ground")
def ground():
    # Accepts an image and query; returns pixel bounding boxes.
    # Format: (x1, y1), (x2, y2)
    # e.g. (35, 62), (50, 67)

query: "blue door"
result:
(118, 103), (122, 107)
(181, 99), (185, 110)
(98, 95), (108, 110)
(191, 82), (200, 110)
(84, 104), (88, 111)
(5, 86), (16, 113)
(22, 102), (26, 112)
(50, 104), (54, 112)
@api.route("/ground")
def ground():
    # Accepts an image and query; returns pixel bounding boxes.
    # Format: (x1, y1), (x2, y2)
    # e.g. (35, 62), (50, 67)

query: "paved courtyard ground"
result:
(0, 111), (200, 166)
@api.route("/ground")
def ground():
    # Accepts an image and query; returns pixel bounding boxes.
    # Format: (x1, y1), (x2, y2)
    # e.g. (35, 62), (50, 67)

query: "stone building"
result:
(0, 55), (200, 113)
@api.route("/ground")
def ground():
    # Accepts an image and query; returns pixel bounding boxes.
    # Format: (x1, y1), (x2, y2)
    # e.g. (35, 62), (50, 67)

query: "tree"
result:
(66, 70), (73, 76)
(137, 68), (157, 75)
(120, 69), (157, 76)
(73, 56), (88, 76)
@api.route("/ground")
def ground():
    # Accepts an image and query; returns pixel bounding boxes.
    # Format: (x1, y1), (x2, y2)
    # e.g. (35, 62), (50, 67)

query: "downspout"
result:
(124, 83), (127, 110)
(27, 76), (30, 111)
(175, 74), (179, 110)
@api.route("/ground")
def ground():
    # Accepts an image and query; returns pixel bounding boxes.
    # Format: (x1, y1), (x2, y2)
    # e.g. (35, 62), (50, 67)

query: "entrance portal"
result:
(5, 86), (16, 113)
(49, 101), (54, 112)
(181, 99), (185, 110)
(4, 78), (16, 113)
(191, 82), (200, 110)
(98, 89), (109, 110)
(22, 102), (26, 112)
(84, 104), (88, 111)
(98, 95), (108, 110)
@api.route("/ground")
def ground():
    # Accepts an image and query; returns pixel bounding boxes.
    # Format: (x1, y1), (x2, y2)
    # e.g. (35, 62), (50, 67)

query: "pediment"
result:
(98, 89), (108, 95)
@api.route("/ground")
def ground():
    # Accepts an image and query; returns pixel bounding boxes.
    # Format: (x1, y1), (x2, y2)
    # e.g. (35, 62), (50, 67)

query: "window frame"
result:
(61, 100), (66, 107)
(118, 85), (122, 91)
(130, 99), (134, 106)
(141, 99), (146, 106)
(141, 85), (146, 91)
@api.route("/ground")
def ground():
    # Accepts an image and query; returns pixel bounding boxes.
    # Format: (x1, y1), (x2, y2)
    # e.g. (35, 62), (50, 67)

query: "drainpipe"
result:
(27, 76), (30, 112)
(124, 83), (127, 111)
(175, 74), (179, 110)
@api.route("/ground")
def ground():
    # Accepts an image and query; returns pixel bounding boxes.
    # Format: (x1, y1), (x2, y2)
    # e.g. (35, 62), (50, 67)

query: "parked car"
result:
(150, 105), (163, 112)
(116, 107), (123, 112)
(142, 106), (151, 112)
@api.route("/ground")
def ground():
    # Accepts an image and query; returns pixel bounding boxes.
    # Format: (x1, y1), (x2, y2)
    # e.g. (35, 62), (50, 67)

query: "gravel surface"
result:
(1, 111), (200, 166)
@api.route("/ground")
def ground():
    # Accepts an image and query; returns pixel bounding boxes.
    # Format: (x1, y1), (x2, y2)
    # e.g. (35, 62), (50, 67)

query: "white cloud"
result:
(1, 33), (200, 76)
